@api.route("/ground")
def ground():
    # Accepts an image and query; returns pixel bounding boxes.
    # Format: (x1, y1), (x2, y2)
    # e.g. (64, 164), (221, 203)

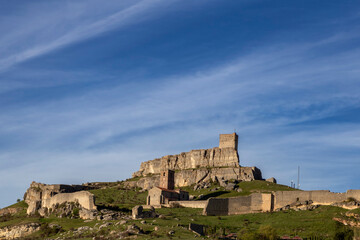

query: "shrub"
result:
(258, 225), (278, 240)
(334, 221), (354, 240)
(72, 208), (80, 218)
(106, 197), (115, 204)
(40, 223), (61, 237)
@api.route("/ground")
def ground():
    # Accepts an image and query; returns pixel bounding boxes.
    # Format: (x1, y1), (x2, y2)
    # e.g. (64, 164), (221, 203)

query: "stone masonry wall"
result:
(203, 190), (360, 216)
(24, 182), (95, 215)
(219, 133), (238, 150)
(172, 200), (208, 209)
(273, 190), (347, 209)
(42, 191), (97, 211)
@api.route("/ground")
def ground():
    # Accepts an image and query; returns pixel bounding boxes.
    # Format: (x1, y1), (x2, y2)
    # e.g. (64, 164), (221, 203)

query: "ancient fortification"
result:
(24, 181), (96, 218)
(128, 133), (262, 190)
(19, 132), (360, 220)
(202, 190), (360, 216)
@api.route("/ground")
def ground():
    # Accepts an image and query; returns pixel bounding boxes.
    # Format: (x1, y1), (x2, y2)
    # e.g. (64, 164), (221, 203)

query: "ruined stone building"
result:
(129, 133), (263, 190)
(147, 170), (189, 205)
(219, 132), (238, 150)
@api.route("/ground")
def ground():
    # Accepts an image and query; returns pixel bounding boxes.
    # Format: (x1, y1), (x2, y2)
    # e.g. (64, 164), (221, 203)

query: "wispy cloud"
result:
(0, 0), (172, 72)
(1, 1), (360, 208)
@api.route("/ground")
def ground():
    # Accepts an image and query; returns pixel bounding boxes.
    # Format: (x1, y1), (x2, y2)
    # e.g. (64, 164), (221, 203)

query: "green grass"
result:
(0, 182), (356, 239)
(148, 206), (349, 239)
(4, 200), (28, 209)
(89, 187), (148, 210)
(180, 180), (296, 200)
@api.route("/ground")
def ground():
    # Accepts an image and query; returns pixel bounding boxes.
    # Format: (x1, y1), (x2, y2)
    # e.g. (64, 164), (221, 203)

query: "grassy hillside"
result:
(180, 180), (296, 200)
(0, 181), (358, 239)
(89, 187), (148, 211)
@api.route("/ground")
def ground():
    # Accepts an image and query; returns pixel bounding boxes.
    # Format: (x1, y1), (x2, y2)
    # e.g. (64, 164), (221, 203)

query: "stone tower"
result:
(159, 169), (175, 190)
(219, 132), (238, 150)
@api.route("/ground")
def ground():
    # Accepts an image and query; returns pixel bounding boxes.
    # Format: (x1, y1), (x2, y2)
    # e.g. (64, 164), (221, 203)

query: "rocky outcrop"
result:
(133, 147), (239, 177)
(266, 177), (277, 183)
(130, 137), (264, 190)
(24, 181), (96, 217)
(126, 166), (262, 190)
(0, 207), (22, 217)
(0, 223), (40, 239)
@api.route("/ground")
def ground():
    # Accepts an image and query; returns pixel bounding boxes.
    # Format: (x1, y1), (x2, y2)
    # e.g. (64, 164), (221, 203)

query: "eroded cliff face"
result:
(129, 146), (262, 190)
(133, 147), (239, 177)
(127, 166), (262, 190)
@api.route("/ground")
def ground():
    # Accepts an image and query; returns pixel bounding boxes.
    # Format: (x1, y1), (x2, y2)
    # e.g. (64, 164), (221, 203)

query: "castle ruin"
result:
(128, 132), (263, 190)
(219, 133), (238, 150)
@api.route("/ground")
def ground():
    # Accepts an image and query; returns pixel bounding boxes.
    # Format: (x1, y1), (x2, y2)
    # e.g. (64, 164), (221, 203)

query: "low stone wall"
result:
(203, 190), (360, 216)
(276, 189), (360, 208)
(173, 201), (207, 208)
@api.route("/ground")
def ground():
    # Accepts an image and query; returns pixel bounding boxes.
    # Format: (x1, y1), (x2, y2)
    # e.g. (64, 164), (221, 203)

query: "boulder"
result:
(266, 177), (277, 183)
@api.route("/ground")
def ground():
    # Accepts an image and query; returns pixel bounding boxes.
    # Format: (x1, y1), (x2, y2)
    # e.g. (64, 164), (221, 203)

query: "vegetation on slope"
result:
(89, 186), (147, 211)
(1, 181), (358, 239)
(180, 180), (296, 200)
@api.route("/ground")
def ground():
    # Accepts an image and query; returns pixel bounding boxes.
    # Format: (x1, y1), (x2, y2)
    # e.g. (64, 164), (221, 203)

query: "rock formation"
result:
(129, 133), (263, 190)
(0, 223), (40, 239)
(133, 147), (240, 177)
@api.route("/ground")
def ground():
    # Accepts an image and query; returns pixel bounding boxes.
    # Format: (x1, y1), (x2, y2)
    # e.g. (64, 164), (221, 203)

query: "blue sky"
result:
(1, 0), (360, 208)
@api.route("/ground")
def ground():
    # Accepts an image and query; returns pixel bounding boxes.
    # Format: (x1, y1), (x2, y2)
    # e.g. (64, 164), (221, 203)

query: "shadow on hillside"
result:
(200, 191), (230, 200)
(96, 204), (131, 213)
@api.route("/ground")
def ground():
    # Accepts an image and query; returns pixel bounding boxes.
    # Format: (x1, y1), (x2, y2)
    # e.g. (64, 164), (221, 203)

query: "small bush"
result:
(72, 208), (80, 218)
(258, 225), (278, 240)
(40, 223), (61, 237)
(106, 197), (115, 204)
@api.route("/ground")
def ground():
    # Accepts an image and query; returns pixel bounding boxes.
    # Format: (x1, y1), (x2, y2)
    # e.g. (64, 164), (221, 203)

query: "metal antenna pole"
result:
(297, 166), (300, 189)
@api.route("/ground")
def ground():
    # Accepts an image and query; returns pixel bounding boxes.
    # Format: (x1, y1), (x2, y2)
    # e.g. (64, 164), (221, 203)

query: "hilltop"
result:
(0, 133), (359, 239)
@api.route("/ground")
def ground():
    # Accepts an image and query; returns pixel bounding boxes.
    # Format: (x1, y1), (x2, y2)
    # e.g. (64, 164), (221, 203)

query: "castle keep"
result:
(129, 132), (262, 190)
(219, 133), (238, 150)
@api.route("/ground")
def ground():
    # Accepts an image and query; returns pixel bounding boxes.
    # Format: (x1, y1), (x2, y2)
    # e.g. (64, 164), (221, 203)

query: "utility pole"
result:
(297, 166), (300, 189)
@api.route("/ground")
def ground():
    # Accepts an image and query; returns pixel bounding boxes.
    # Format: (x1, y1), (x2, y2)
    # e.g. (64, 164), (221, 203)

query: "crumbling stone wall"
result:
(346, 190), (360, 200)
(24, 181), (95, 215)
(273, 190), (347, 209)
(169, 200), (207, 209)
(42, 191), (96, 211)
